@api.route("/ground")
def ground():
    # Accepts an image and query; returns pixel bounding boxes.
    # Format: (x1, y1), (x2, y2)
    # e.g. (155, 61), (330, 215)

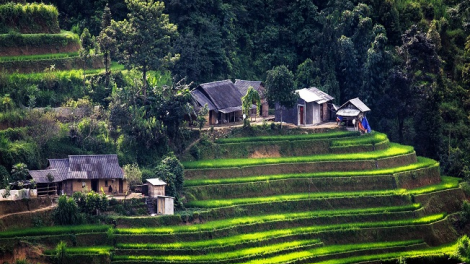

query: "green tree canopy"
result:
(111, 0), (179, 96)
(265, 65), (297, 126)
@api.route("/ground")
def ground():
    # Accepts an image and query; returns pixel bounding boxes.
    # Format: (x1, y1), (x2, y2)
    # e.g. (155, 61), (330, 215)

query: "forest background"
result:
(1, 0), (470, 185)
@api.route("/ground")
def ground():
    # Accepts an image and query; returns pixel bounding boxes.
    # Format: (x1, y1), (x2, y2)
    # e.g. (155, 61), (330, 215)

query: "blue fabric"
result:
(362, 116), (371, 133)
(337, 116), (343, 121)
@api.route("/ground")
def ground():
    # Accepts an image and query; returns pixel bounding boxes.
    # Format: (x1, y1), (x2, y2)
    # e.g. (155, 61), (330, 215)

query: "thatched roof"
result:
(234, 80), (263, 97)
(192, 80), (243, 113)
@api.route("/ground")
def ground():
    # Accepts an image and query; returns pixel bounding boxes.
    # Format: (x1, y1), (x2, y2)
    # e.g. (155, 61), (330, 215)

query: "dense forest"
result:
(2, 0), (470, 181)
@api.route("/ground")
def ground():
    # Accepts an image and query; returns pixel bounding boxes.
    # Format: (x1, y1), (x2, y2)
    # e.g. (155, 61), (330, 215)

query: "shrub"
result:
(454, 235), (470, 263)
(53, 195), (82, 225)
(189, 145), (200, 160)
(55, 241), (67, 264)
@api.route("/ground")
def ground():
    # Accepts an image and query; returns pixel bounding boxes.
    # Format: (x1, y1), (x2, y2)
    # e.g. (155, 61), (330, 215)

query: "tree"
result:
(11, 163), (28, 182)
(111, 0), (179, 96)
(241, 86), (261, 126)
(153, 154), (184, 198)
(98, 3), (114, 87)
(123, 163), (142, 191)
(0, 165), (9, 189)
(196, 104), (209, 131)
(295, 58), (321, 89)
(265, 65), (297, 128)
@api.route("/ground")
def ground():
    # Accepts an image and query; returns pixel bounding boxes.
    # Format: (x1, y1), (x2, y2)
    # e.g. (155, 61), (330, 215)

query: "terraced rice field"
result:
(2, 130), (466, 263)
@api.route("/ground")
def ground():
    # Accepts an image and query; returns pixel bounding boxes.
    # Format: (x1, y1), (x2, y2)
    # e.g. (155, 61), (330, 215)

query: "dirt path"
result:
(0, 204), (56, 220)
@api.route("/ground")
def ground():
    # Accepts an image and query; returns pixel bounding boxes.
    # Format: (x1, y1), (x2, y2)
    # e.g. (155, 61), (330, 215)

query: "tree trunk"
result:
(398, 117), (404, 144)
(280, 108), (283, 129)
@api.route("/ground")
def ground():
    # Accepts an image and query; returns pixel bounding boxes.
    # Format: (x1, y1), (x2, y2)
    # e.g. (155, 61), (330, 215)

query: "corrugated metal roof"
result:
(29, 169), (62, 183)
(146, 178), (167, 186)
(338, 98), (370, 113)
(336, 108), (361, 117)
(296, 87), (334, 104)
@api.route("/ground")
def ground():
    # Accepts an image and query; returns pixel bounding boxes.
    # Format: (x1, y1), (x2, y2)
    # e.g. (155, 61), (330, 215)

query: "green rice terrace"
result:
(1, 130), (470, 263)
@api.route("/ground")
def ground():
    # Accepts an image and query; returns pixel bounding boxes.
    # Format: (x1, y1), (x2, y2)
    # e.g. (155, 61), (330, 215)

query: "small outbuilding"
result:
(275, 87), (334, 126)
(336, 97), (371, 132)
(145, 178), (174, 215)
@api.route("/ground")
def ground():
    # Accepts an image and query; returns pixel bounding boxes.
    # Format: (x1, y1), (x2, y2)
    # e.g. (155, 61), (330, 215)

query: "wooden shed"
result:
(146, 178), (166, 197)
(156, 196), (174, 215)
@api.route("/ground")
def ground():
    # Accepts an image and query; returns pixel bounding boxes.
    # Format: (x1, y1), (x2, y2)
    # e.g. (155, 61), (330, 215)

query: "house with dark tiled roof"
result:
(191, 80), (244, 125)
(234, 80), (269, 117)
(29, 154), (127, 196)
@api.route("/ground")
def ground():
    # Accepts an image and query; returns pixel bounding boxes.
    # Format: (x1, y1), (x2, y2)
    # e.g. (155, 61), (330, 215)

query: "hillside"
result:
(1, 130), (468, 263)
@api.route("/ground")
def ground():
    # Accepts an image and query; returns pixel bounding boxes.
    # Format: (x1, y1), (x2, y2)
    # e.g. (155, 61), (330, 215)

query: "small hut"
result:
(336, 98), (371, 132)
(275, 87), (334, 126)
(145, 178), (174, 215)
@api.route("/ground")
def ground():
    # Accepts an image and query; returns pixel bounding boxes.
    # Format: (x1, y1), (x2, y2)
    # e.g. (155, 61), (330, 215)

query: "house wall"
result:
(322, 103), (330, 121)
(261, 103), (269, 117)
(275, 101), (301, 125)
(306, 102), (314, 124)
(148, 185), (165, 197)
(63, 179), (127, 196)
(164, 197), (174, 215)
(209, 110), (217, 125)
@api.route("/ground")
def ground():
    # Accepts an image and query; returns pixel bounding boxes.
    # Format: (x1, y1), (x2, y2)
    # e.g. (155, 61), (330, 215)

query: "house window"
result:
(82, 182), (86, 188)
(105, 180), (108, 187)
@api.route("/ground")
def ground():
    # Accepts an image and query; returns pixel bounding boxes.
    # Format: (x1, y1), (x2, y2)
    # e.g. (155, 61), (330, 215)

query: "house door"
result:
(119, 179), (123, 193)
(298, 106), (304, 125)
(91, 180), (98, 192)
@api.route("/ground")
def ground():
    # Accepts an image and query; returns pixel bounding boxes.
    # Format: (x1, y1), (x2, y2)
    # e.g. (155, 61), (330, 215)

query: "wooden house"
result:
(275, 87), (334, 126)
(191, 80), (246, 125)
(29, 154), (127, 196)
(336, 98), (371, 130)
(234, 80), (269, 117)
(146, 178), (166, 197)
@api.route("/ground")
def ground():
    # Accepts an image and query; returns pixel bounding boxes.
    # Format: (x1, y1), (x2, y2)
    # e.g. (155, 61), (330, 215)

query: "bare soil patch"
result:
(249, 146), (281, 158)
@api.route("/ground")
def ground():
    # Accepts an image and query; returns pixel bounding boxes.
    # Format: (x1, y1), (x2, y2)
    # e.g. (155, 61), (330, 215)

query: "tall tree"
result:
(98, 3), (114, 87)
(265, 65), (297, 127)
(111, 0), (178, 96)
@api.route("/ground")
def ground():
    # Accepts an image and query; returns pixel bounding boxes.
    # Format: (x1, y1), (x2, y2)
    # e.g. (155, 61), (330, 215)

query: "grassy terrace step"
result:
(192, 132), (390, 161)
(0, 224), (109, 239)
(184, 145), (417, 180)
(310, 243), (459, 264)
(185, 176), (459, 208)
(184, 157), (437, 187)
(113, 239), (323, 263)
(215, 131), (358, 144)
(116, 204), (421, 236)
(236, 240), (428, 264)
(0, 52), (79, 62)
(183, 159), (440, 201)
(184, 168), (440, 201)
(183, 143), (413, 169)
(112, 240), (425, 264)
(114, 214), (445, 246)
